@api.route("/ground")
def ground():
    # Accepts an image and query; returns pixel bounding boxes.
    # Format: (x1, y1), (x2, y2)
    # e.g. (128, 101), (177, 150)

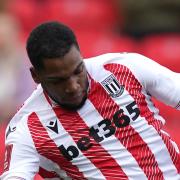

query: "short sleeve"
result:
(130, 54), (180, 109)
(0, 115), (40, 180)
(110, 53), (180, 109)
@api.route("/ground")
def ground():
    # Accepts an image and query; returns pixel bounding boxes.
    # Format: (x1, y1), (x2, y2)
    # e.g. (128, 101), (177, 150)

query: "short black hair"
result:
(26, 21), (80, 70)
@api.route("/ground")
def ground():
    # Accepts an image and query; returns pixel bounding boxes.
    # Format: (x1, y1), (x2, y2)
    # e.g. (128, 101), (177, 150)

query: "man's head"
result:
(26, 21), (89, 110)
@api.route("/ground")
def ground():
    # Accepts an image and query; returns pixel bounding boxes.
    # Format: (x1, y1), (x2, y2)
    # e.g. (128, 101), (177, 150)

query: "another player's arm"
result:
(0, 116), (39, 180)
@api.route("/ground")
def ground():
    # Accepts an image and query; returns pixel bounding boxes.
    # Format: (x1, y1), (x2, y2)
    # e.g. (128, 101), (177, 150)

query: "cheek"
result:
(80, 71), (88, 84)
(79, 76), (86, 88)
(82, 78), (88, 91)
(43, 84), (64, 97)
(52, 86), (64, 96)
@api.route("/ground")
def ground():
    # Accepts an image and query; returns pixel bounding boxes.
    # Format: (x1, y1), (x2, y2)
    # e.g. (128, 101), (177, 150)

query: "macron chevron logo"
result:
(47, 119), (59, 134)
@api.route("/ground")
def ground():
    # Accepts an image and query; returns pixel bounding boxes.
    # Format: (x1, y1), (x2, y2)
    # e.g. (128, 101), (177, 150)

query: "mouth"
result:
(65, 91), (86, 104)
(58, 91), (87, 110)
(70, 95), (82, 102)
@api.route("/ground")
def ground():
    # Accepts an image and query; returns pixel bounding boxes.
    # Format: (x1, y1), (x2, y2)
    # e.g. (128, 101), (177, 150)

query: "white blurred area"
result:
(0, 1), (179, 179)
(0, 14), (34, 120)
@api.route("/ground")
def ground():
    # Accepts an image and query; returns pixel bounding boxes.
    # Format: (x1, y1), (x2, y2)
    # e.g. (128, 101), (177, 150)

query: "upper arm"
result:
(126, 53), (180, 109)
(111, 53), (180, 109)
(1, 116), (40, 180)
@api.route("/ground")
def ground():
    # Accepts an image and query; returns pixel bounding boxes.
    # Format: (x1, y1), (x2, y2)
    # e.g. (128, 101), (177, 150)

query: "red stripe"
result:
(28, 112), (86, 180)
(159, 131), (180, 173)
(39, 167), (60, 178)
(105, 63), (180, 174)
(88, 74), (164, 179)
(4, 144), (13, 172)
(53, 107), (128, 179)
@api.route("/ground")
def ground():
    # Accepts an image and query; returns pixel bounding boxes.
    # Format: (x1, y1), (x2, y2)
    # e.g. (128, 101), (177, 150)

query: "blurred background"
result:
(0, 0), (179, 179)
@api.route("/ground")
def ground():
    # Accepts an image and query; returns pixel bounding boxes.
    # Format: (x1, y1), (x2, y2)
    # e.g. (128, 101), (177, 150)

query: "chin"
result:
(58, 96), (87, 111)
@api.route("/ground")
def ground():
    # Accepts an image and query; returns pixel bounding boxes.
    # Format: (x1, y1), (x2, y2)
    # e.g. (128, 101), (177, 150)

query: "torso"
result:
(9, 53), (180, 179)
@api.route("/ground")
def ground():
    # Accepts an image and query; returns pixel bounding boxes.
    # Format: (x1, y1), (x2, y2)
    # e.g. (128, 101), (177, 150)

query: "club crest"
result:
(101, 74), (124, 98)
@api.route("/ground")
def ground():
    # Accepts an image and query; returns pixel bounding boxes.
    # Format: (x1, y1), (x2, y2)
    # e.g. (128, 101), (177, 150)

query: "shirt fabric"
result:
(1, 53), (180, 180)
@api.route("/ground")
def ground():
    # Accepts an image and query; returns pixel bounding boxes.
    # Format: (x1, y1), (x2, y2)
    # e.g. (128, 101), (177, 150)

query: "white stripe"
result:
(36, 106), (106, 180)
(160, 130), (180, 154)
(39, 154), (71, 179)
(113, 88), (180, 180)
(109, 84), (116, 93)
(142, 89), (165, 124)
(78, 99), (147, 180)
(88, 65), (179, 179)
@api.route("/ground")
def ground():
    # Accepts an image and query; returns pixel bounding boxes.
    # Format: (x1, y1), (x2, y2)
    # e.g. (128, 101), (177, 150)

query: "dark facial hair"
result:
(46, 75), (89, 111)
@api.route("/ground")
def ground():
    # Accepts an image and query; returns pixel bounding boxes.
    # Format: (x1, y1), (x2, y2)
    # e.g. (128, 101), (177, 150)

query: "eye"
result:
(74, 64), (83, 75)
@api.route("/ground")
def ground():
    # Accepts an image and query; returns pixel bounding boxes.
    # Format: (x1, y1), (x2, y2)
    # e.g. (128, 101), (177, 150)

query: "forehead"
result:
(42, 46), (82, 77)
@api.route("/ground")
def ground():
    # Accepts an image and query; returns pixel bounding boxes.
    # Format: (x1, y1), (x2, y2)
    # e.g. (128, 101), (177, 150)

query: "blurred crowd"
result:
(0, 0), (180, 178)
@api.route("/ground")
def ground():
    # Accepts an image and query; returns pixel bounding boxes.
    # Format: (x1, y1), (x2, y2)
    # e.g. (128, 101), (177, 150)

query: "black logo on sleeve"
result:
(6, 126), (16, 138)
(101, 74), (124, 98)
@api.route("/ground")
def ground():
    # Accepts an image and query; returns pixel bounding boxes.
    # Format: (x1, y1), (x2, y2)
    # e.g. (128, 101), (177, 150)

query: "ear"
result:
(30, 67), (41, 84)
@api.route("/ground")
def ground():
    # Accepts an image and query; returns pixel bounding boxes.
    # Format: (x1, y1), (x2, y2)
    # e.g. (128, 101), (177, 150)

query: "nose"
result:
(65, 76), (80, 94)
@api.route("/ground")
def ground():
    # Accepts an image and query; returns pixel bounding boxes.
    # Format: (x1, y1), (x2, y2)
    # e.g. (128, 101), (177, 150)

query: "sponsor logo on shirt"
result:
(58, 101), (140, 161)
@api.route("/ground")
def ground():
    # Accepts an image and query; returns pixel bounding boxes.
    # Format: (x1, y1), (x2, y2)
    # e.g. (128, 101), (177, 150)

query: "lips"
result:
(73, 92), (85, 100)
(64, 92), (83, 103)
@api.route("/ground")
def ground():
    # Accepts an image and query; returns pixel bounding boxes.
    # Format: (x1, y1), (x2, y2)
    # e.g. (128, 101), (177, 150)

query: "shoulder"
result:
(6, 85), (49, 141)
(84, 52), (149, 69)
(4, 114), (34, 157)
(84, 52), (150, 78)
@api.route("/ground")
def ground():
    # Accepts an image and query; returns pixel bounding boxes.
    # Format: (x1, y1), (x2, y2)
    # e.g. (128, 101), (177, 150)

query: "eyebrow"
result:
(46, 61), (83, 80)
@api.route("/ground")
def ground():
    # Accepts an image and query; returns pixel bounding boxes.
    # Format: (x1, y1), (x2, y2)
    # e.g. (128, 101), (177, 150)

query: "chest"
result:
(36, 67), (150, 164)
(37, 92), (144, 164)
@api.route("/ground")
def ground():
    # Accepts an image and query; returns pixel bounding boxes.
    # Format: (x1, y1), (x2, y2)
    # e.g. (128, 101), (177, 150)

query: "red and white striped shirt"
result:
(1, 53), (180, 180)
